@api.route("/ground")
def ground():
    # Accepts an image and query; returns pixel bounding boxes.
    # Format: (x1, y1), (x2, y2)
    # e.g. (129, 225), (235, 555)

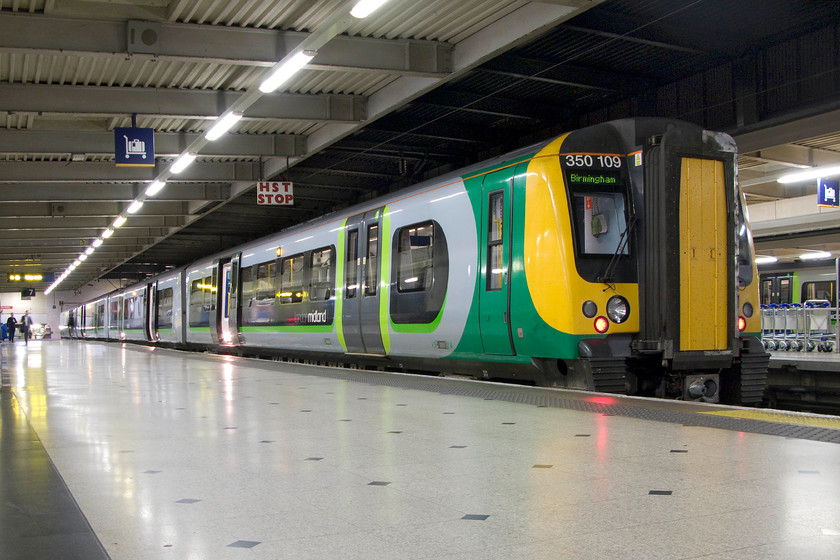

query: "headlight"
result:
(606, 296), (630, 324)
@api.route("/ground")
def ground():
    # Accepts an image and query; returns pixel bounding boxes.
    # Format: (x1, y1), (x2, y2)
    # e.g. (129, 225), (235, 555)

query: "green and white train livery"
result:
(65, 118), (768, 404)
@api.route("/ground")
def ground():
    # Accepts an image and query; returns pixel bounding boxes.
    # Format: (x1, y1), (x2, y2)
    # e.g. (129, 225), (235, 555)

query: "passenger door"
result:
(341, 208), (386, 354)
(479, 171), (515, 355)
(145, 282), (156, 341)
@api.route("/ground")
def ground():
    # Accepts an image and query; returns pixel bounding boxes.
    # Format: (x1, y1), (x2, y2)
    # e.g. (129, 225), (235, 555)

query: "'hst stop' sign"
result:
(257, 182), (294, 205)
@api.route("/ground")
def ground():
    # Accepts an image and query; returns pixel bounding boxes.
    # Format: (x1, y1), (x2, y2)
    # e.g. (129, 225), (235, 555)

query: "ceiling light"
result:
(113, 216), (127, 228)
(78, 253), (88, 262)
(72, 260), (81, 267)
(799, 251), (832, 260)
(259, 51), (314, 93)
(205, 112), (243, 141)
(777, 165), (840, 184)
(93, 238), (104, 247)
(145, 180), (166, 197)
(102, 228), (115, 238)
(171, 152), (197, 174)
(127, 200), (144, 214)
(754, 256), (778, 265)
(350, 0), (391, 18)
(85, 247), (94, 255)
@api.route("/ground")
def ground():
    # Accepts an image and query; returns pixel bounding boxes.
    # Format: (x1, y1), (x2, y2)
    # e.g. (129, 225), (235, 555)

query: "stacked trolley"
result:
(762, 300), (836, 352)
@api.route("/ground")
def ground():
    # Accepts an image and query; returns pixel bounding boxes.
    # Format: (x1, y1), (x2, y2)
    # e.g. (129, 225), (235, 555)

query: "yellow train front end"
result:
(521, 119), (767, 404)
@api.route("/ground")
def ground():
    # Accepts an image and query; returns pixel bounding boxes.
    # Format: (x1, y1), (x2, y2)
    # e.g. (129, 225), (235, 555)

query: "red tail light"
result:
(594, 316), (609, 334)
(737, 316), (746, 332)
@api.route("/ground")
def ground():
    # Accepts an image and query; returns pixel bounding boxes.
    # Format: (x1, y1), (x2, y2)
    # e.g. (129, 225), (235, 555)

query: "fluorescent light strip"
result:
(127, 200), (144, 214)
(102, 228), (115, 238)
(259, 51), (314, 93)
(78, 253), (88, 262)
(93, 238), (104, 247)
(113, 216), (127, 228)
(171, 152), (197, 174)
(205, 112), (243, 141)
(145, 180), (166, 196)
(754, 256), (778, 265)
(85, 247), (94, 255)
(350, 0), (391, 18)
(800, 251), (832, 260)
(777, 165), (840, 184)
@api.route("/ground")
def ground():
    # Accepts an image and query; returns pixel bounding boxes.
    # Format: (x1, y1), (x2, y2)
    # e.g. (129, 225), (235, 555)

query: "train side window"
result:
(736, 196), (754, 287)
(157, 287), (173, 329)
(365, 225), (379, 297)
(257, 261), (276, 302)
(397, 222), (435, 292)
(279, 254), (304, 303)
(760, 279), (773, 305)
(802, 281), (836, 306)
(346, 230), (359, 298)
(779, 277), (791, 304)
(310, 247), (334, 301)
(487, 192), (504, 291)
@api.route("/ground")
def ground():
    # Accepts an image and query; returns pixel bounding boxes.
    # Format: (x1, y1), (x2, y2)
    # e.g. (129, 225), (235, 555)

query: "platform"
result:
(2, 340), (840, 559)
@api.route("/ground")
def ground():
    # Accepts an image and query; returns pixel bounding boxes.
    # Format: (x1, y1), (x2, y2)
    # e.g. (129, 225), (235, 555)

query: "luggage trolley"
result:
(804, 299), (835, 352)
(762, 303), (785, 351)
(783, 303), (805, 351)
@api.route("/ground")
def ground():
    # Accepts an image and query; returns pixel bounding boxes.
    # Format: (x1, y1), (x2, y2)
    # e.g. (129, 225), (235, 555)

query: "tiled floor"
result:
(2, 340), (840, 559)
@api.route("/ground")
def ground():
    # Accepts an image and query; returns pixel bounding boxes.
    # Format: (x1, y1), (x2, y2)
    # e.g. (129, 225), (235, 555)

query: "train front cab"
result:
(523, 119), (767, 404)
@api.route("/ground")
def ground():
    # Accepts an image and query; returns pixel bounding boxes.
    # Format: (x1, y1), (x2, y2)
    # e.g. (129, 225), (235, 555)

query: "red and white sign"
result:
(257, 181), (294, 205)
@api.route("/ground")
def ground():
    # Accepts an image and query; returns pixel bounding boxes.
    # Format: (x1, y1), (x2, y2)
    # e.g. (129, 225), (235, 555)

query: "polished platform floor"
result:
(2, 340), (840, 560)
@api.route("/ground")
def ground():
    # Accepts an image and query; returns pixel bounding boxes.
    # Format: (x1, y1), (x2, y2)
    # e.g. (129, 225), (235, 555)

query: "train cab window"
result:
(488, 192), (504, 291)
(365, 225), (379, 297)
(279, 254), (304, 303)
(571, 191), (628, 256)
(345, 230), (359, 299)
(310, 247), (334, 301)
(802, 281), (836, 306)
(397, 222), (435, 292)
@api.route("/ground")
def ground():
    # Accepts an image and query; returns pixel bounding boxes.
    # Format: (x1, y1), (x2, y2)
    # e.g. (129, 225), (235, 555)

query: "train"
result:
(759, 262), (837, 307)
(61, 118), (769, 404)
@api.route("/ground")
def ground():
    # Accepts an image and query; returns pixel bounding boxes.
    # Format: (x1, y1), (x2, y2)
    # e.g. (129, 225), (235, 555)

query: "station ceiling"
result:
(0, 0), (838, 294)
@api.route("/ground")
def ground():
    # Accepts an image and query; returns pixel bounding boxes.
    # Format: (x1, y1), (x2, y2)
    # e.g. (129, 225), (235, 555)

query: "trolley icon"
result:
(124, 135), (147, 159)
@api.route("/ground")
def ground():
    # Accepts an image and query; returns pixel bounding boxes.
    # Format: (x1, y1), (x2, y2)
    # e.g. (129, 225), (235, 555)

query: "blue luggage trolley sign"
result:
(115, 127), (155, 167)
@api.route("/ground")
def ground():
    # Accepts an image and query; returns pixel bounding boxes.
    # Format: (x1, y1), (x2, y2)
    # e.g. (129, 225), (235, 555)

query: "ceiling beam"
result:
(0, 83), (366, 122)
(0, 13), (452, 77)
(0, 129), (306, 158)
(0, 200), (191, 218)
(0, 161), (260, 183)
(0, 183), (231, 202)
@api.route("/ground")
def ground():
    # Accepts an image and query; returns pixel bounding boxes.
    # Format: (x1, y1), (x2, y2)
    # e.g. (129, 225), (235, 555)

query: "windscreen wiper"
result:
(598, 213), (636, 289)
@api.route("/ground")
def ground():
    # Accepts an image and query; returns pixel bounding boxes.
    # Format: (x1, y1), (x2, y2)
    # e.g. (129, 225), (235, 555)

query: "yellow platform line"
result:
(700, 409), (840, 430)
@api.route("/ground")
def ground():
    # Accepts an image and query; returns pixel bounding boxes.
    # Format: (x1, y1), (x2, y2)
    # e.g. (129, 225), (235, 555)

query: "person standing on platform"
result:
(6, 313), (17, 343)
(21, 310), (32, 345)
